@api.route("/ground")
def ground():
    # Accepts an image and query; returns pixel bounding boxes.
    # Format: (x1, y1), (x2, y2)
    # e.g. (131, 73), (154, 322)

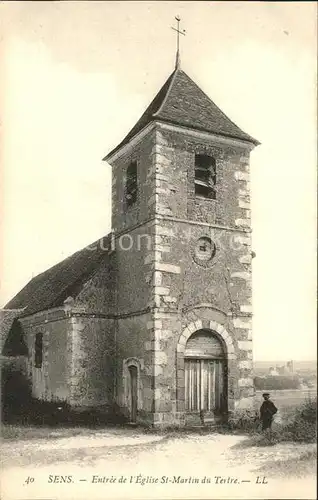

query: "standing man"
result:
(260, 393), (278, 431)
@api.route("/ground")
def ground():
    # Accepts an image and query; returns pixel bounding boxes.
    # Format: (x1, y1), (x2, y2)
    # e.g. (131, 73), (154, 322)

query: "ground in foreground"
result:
(1, 425), (316, 500)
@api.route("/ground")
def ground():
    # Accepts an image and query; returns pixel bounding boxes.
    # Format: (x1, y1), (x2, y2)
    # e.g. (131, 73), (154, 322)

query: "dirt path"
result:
(1, 428), (316, 499)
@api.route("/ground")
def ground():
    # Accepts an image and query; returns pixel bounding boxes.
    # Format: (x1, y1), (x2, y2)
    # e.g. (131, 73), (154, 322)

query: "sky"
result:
(0, 1), (317, 361)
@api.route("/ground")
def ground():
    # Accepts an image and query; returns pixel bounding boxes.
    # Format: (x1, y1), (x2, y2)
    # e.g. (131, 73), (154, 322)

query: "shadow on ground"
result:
(1, 424), (212, 469)
(229, 432), (277, 448)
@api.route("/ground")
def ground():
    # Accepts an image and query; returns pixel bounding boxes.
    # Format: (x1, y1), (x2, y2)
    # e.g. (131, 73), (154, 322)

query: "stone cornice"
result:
(104, 119), (256, 164)
(157, 122), (256, 151)
(112, 215), (251, 240)
(104, 122), (156, 164)
(155, 215), (252, 233)
(18, 307), (68, 327)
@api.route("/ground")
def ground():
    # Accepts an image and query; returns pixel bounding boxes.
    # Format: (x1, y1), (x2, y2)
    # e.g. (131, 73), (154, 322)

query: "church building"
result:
(3, 46), (259, 427)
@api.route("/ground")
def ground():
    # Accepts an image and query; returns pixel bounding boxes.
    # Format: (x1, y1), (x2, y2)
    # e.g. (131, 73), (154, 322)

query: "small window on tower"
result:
(195, 154), (216, 199)
(34, 332), (43, 368)
(125, 161), (138, 207)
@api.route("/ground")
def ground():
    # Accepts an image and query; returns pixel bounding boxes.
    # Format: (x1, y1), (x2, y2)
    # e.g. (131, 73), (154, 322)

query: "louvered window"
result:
(125, 161), (138, 207)
(195, 154), (216, 199)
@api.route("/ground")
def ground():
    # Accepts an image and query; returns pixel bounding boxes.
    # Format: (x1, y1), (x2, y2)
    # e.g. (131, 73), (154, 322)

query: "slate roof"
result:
(105, 68), (259, 160)
(5, 234), (112, 318)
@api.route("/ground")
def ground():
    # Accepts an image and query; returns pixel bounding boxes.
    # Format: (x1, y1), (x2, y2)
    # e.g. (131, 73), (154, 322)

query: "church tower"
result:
(104, 50), (259, 426)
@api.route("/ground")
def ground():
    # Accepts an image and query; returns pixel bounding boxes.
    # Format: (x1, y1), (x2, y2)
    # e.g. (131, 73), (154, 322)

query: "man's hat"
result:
(262, 392), (270, 397)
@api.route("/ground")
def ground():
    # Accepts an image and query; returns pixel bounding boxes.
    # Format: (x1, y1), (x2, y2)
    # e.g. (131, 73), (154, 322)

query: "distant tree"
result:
(254, 375), (300, 390)
(254, 376), (266, 390)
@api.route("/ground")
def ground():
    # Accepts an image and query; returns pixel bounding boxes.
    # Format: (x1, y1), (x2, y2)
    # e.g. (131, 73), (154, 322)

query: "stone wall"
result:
(114, 312), (154, 424)
(153, 124), (252, 228)
(64, 121), (255, 424)
(19, 309), (115, 411)
(111, 129), (156, 233)
(147, 125), (254, 423)
(114, 223), (155, 314)
(20, 309), (71, 402)
(68, 315), (114, 409)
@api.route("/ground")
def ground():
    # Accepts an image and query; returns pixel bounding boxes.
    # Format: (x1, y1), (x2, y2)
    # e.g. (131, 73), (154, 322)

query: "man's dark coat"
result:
(260, 400), (277, 430)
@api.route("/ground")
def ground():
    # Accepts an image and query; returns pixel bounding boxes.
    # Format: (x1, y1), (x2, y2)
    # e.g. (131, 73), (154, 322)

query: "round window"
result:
(193, 237), (216, 266)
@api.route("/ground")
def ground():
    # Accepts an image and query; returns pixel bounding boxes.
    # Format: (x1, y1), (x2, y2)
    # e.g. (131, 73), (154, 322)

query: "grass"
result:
(2, 391), (316, 445)
(255, 448), (317, 478)
(1, 424), (101, 441)
(1, 402), (316, 478)
(1, 421), (223, 443)
(228, 398), (317, 446)
(255, 389), (317, 411)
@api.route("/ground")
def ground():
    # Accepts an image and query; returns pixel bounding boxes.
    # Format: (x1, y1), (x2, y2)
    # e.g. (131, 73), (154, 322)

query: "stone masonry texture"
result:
(10, 76), (257, 426)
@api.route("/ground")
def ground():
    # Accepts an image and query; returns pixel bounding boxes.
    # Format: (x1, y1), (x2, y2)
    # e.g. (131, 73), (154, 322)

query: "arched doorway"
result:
(184, 329), (227, 420)
(128, 365), (138, 423)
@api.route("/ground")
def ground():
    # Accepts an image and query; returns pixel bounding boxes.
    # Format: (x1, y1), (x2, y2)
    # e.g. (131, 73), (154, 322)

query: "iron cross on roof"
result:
(171, 16), (186, 69)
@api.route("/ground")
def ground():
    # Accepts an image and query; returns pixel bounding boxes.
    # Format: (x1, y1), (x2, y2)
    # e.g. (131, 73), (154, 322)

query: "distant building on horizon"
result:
(287, 360), (294, 373)
(269, 366), (279, 376)
(277, 365), (286, 375)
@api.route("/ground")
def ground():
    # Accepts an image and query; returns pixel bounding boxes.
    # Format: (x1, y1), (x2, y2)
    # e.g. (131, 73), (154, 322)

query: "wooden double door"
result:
(184, 329), (227, 420)
(185, 358), (226, 415)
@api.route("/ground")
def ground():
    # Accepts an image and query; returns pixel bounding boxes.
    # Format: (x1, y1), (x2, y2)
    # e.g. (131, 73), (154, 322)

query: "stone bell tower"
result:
(104, 52), (259, 426)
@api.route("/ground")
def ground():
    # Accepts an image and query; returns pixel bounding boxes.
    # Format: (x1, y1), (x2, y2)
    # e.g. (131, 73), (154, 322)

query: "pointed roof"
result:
(105, 68), (259, 160)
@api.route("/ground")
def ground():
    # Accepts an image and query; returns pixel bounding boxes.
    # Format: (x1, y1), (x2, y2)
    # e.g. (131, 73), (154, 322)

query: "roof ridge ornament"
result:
(171, 15), (186, 69)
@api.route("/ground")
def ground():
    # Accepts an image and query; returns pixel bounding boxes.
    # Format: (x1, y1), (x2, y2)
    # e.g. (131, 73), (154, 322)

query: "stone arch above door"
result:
(176, 320), (236, 412)
(177, 320), (236, 358)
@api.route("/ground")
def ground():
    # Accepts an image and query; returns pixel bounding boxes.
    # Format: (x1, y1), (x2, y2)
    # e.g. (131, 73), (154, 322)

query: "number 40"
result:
(25, 477), (35, 484)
